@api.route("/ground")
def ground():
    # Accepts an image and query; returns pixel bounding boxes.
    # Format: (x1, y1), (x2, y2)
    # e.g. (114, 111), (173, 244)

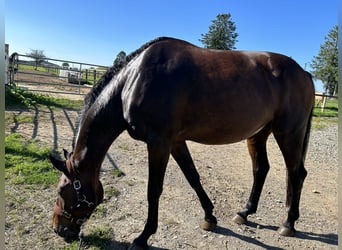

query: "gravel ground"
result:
(5, 107), (338, 250)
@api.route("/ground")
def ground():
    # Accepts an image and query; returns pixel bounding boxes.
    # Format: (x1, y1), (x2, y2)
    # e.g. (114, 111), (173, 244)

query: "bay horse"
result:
(50, 37), (314, 249)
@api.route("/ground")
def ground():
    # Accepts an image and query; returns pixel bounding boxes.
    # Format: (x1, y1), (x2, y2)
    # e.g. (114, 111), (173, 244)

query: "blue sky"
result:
(5, 1), (337, 91)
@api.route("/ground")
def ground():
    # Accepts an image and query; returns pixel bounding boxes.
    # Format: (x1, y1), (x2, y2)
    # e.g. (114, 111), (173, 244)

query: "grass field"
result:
(313, 98), (338, 117)
(5, 88), (83, 186)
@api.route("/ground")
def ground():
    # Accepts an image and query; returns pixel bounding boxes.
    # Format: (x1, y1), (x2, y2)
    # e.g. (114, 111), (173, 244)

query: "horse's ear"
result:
(50, 154), (70, 178)
(63, 149), (70, 160)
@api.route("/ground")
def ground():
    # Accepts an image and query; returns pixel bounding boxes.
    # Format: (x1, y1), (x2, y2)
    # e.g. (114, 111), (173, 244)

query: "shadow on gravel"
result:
(80, 238), (169, 250)
(296, 231), (338, 246)
(248, 221), (338, 246)
(213, 222), (338, 249)
(213, 225), (284, 250)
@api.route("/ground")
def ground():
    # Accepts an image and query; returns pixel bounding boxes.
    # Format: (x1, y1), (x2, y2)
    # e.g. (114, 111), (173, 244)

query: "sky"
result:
(5, 1), (338, 91)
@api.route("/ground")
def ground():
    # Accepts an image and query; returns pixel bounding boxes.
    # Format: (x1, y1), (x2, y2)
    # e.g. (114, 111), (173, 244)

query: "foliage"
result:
(62, 62), (70, 68)
(113, 51), (127, 66)
(26, 49), (46, 70)
(5, 86), (83, 110)
(5, 133), (59, 185)
(199, 13), (238, 50)
(310, 25), (338, 95)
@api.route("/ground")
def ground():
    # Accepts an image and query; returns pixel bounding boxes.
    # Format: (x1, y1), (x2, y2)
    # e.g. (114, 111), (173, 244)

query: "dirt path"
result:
(5, 106), (338, 249)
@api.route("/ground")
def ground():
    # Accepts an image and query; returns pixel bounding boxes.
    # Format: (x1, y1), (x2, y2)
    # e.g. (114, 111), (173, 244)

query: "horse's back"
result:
(122, 38), (314, 144)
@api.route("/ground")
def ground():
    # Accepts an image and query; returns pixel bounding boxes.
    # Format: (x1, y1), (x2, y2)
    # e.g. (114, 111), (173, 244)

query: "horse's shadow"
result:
(212, 221), (338, 249)
(80, 237), (168, 250)
(78, 219), (337, 250)
(80, 222), (337, 250)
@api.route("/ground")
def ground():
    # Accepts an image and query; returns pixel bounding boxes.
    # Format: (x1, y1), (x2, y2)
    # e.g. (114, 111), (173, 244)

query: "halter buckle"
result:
(62, 210), (72, 219)
(73, 180), (82, 190)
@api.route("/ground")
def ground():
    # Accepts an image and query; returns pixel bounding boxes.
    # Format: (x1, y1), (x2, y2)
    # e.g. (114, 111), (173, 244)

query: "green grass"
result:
(313, 98), (338, 117)
(82, 226), (114, 249)
(18, 63), (60, 75)
(61, 225), (114, 250)
(5, 133), (59, 185)
(5, 88), (82, 185)
(5, 86), (83, 110)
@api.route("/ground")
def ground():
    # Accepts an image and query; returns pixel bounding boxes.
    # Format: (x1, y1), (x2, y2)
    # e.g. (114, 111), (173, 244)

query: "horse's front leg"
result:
(133, 140), (170, 249)
(171, 141), (217, 231)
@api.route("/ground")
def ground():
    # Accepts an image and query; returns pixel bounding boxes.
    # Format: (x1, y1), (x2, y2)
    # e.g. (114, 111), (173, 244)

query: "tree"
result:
(310, 25), (338, 95)
(26, 49), (46, 70)
(113, 51), (126, 66)
(199, 13), (238, 50)
(62, 62), (70, 69)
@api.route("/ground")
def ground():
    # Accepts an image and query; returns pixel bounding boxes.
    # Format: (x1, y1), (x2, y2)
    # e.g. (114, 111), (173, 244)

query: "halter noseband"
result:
(55, 178), (96, 226)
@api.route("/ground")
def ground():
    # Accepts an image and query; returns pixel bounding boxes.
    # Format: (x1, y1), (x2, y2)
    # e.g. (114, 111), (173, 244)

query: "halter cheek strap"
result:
(73, 179), (95, 208)
(54, 201), (89, 225)
(55, 179), (96, 226)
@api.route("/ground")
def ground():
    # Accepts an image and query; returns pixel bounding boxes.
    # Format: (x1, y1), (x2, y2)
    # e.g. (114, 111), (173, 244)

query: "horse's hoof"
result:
(200, 219), (217, 231)
(279, 226), (295, 237)
(232, 214), (247, 225)
(132, 238), (149, 250)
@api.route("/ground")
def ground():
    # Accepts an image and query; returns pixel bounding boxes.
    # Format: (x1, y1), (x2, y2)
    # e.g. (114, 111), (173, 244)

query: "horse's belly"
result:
(178, 122), (267, 145)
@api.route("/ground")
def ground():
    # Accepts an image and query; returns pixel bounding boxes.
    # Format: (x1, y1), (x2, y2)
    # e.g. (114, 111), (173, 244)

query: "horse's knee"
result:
(300, 165), (307, 180)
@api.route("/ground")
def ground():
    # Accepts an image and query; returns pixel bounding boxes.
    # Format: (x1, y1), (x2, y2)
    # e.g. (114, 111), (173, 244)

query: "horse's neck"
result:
(73, 82), (126, 169)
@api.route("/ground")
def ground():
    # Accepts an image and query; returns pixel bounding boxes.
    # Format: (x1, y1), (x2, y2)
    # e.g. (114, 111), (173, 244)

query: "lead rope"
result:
(78, 230), (84, 250)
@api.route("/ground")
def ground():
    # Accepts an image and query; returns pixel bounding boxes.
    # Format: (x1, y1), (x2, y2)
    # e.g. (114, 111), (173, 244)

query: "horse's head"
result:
(50, 149), (103, 241)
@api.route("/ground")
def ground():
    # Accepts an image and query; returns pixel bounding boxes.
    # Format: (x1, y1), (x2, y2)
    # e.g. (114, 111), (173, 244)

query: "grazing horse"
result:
(50, 37), (314, 249)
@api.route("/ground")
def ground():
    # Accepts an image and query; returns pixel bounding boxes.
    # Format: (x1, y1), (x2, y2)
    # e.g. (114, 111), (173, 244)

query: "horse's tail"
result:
(301, 107), (313, 163)
(285, 71), (314, 207)
(302, 71), (315, 163)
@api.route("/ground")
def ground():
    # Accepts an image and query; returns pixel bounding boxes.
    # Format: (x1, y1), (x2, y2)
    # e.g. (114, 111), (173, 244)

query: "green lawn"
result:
(313, 98), (338, 117)
(5, 86), (83, 109)
(5, 133), (59, 185)
(5, 87), (83, 186)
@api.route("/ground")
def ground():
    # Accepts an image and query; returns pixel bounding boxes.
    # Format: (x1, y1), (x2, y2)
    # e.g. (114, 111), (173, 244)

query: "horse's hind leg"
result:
(273, 128), (308, 237)
(233, 126), (272, 225)
(171, 141), (217, 231)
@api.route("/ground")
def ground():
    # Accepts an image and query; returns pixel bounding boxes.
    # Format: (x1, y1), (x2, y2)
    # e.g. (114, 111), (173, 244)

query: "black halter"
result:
(55, 178), (95, 225)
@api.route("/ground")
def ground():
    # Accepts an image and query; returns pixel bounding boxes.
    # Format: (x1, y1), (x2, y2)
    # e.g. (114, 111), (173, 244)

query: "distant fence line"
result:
(314, 92), (337, 112)
(7, 53), (110, 96)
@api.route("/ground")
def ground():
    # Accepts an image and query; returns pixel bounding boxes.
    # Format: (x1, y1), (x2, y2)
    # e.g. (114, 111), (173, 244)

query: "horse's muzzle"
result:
(53, 225), (80, 241)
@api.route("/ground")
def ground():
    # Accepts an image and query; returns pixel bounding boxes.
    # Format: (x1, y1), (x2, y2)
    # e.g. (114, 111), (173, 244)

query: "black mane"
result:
(83, 36), (171, 110)
(72, 37), (171, 147)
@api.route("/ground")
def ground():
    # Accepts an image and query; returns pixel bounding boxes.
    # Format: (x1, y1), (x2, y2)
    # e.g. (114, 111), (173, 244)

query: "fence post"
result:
(321, 93), (327, 112)
(78, 63), (82, 94)
(5, 44), (9, 85)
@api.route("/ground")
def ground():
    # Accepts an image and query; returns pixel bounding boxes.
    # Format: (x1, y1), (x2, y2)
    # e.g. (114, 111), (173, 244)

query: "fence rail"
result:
(314, 92), (338, 112)
(8, 53), (110, 96)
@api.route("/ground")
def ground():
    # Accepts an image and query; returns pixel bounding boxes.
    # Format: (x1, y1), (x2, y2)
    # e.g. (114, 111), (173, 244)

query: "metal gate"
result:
(7, 53), (109, 97)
